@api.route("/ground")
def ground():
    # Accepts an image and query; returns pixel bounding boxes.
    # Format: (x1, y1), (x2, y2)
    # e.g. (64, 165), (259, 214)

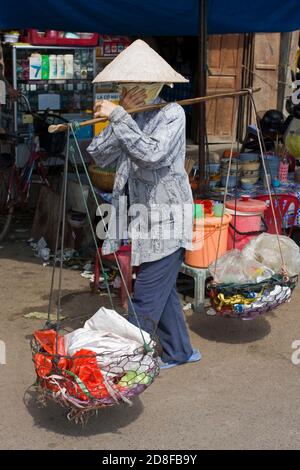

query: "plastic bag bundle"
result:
(243, 233), (300, 276)
(65, 308), (155, 376)
(207, 234), (299, 319)
(208, 249), (274, 284)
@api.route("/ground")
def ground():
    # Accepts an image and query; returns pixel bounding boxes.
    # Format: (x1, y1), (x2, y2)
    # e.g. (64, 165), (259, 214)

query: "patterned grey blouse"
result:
(87, 99), (193, 266)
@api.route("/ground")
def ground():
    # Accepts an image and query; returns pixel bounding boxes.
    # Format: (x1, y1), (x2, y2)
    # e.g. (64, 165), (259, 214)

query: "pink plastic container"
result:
(225, 196), (267, 250)
(278, 160), (289, 183)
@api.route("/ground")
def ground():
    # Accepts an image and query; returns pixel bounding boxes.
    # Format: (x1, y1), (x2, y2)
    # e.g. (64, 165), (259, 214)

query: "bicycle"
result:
(0, 94), (68, 241)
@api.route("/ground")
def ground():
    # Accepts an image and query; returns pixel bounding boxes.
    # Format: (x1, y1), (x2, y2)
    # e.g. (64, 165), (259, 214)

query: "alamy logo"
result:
(0, 340), (6, 365)
(291, 82), (300, 105)
(291, 340), (300, 365)
(94, 197), (204, 250)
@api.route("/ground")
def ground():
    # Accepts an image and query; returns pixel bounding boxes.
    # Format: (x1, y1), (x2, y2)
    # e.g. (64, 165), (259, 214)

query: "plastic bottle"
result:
(41, 55), (49, 80)
(64, 54), (74, 79)
(29, 53), (42, 80)
(49, 55), (57, 79)
(56, 55), (65, 79)
(73, 51), (81, 79)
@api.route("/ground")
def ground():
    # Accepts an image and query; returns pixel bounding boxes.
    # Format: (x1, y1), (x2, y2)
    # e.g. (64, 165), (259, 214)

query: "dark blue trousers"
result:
(128, 248), (193, 363)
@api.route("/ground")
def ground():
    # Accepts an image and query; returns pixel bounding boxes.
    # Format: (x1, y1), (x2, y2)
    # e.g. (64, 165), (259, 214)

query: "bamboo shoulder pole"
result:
(48, 87), (260, 134)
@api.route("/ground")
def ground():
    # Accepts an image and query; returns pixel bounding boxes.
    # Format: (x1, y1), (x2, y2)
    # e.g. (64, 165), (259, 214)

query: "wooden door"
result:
(252, 33), (281, 114)
(206, 34), (244, 141)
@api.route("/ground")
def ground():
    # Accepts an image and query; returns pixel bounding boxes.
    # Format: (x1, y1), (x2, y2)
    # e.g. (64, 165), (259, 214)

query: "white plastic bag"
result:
(208, 249), (274, 284)
(83, 307), (151, 345)
(64, 307), (154, 376)
(243, 233), (300, 276)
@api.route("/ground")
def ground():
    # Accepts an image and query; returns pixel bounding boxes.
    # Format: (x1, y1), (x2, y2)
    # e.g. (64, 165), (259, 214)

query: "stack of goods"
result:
(207, 233), (300, 319)
(207, 152), (221, 188)
(28, 52), (92, 81)
(221, 156), (241, 188)
(208, 162), (221, 188)
(31, 308), (159, 422)
(239, 153), (260, 190)
(210, 150), (288, 191)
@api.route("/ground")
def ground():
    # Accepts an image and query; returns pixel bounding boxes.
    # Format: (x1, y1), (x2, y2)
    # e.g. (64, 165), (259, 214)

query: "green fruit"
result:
(119, 370), (151, 387)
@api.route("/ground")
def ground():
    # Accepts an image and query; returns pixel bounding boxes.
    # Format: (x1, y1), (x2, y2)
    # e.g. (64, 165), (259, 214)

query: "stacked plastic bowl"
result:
(208, 162), (221, 188)
(239, 153), (261, 190)
(221, 157), (241, 188)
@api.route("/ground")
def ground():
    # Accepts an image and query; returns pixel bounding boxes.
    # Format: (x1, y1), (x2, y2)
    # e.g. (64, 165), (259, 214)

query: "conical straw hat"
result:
(93, 39), (189, 84)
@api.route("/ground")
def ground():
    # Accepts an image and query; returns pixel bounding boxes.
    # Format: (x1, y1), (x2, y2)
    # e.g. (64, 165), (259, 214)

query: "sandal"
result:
(159, 348), (201, 370)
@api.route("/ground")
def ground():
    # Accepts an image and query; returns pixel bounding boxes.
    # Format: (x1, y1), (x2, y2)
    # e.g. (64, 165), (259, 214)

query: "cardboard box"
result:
(94, 93), (120, 135)
(98, 36), (131, 57)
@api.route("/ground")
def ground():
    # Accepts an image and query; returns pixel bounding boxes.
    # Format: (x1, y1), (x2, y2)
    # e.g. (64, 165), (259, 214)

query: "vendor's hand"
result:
(94, 100), (118, 119)
(120, 86), (147, 111)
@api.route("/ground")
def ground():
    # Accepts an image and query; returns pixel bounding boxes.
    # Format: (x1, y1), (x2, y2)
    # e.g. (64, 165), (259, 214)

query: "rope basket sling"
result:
(206, 92), (298, 319)
(29, 124), (159, 423)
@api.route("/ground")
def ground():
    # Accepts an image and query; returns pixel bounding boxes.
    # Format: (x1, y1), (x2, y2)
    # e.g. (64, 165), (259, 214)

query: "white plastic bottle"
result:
(49, 55), (57, 79)
(29, 53), (42, 80)
(64, 54), (74, 79)
(56, 55), (65, 79)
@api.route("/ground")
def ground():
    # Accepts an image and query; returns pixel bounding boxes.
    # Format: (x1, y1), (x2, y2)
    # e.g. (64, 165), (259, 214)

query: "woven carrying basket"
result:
(88, 164), (115, 192)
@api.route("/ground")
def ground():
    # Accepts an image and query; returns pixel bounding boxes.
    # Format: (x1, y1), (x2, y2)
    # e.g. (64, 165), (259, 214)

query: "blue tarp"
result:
(0, 0), (300, 35)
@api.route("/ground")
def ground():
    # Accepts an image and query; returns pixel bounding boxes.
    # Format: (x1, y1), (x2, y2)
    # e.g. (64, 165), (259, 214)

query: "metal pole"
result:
(12, 46), (18, 134)
(198, 0), (207, 187)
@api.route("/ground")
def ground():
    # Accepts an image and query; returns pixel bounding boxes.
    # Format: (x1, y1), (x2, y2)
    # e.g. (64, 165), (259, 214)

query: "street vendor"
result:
(88, 39), (201, 369)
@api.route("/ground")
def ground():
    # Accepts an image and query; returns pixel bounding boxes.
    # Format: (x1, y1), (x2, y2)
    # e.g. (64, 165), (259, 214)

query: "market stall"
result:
(1, 25), (300, 303)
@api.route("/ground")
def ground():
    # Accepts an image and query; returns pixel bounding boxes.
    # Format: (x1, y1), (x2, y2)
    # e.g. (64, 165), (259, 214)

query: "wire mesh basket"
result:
(30, 322), (160, 423)
(207, 275), (298, 319)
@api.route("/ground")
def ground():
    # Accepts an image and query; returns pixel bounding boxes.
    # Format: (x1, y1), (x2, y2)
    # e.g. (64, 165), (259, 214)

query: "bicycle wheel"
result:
(0, 167), (14, 241)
